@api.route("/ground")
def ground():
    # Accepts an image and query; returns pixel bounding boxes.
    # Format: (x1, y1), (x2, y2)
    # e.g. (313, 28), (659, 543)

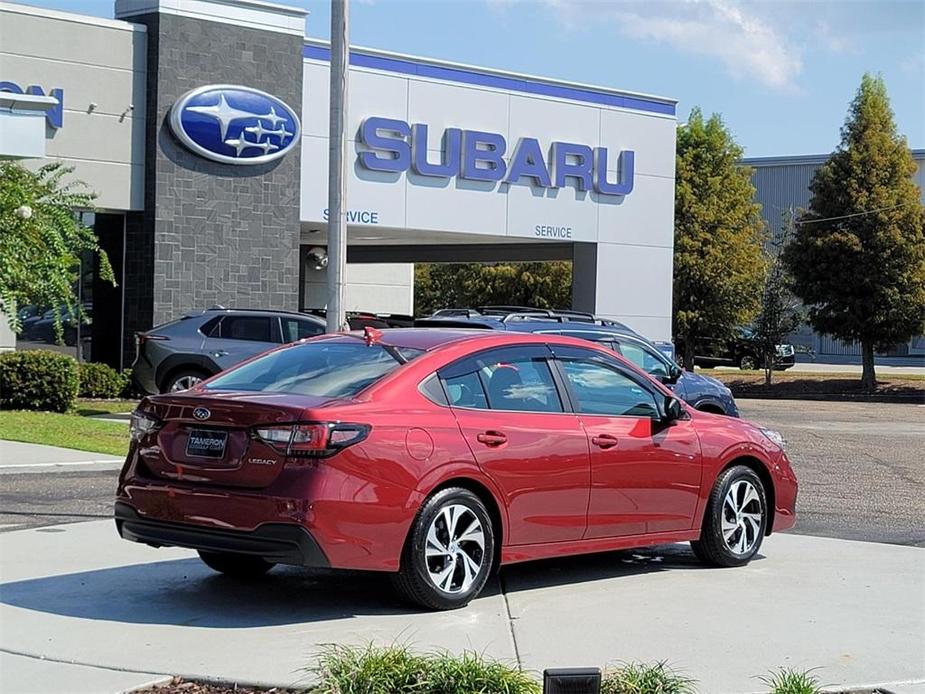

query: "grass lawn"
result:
(0, 405), (132, 457)
(703, 369), (925, 402)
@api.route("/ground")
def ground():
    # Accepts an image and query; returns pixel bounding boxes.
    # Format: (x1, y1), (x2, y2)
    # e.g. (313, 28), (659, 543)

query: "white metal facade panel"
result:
(0, 5), (147, 210)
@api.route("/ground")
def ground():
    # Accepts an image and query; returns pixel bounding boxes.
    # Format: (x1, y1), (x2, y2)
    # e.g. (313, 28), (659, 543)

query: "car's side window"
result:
(220, 316), (272, 342)
(443, 371), (489, 409)
(200, 316), (222, 337)
(559, 357), (660, 418)
(439, 346), (563, 413)
(281, 318), (324, 343)
(616, 339), (670, 378)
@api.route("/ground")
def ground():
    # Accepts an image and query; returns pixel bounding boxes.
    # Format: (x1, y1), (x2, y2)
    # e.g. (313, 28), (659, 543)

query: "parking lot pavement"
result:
(737, 399), (925, 547)
(0, 652), (167, 694)
(0, 520), (922, 693)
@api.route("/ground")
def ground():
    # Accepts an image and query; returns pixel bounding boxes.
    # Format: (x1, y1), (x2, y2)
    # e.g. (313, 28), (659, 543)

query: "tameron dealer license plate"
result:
(186, 429), (228, 458)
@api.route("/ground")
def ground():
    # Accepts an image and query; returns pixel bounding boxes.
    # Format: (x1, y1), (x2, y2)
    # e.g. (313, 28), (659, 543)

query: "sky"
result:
(18, 0), (925, 157)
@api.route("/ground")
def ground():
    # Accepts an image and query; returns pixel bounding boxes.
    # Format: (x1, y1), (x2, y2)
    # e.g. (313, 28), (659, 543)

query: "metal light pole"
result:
(326, 0), (349, 332)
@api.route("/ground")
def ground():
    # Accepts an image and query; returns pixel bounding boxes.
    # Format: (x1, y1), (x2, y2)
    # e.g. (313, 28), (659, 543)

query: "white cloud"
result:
(531, 0), (805, 91)
(814, 20), (853, 54)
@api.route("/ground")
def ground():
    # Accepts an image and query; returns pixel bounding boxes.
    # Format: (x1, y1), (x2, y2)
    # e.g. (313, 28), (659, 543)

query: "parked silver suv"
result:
(132, 308), (326, 394)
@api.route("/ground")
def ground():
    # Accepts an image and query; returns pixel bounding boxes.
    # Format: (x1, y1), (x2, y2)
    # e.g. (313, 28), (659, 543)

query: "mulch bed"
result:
(706, 371), (925, 403)
(134, 678), (305, 694)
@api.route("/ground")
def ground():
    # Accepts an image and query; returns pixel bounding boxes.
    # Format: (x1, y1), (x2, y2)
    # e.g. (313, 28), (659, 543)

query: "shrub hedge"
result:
(78, 361), (128, 399)
(0, 350), (80, 413)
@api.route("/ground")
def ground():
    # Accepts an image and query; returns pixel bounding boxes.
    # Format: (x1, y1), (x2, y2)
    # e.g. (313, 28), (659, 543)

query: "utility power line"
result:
(795, 201), (918, 225)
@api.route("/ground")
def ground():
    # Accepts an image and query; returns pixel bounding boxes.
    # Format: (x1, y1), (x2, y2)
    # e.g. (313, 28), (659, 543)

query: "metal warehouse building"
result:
(743, 151), (925, 360)
(0, 0), (678, 368)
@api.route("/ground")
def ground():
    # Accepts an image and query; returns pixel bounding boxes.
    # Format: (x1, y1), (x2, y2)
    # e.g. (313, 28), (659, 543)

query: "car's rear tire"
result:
(162, 368), (209, 393)
(738, 354), (757, 370)
(198, 551), (275, 578)
(392, 487), (495, 611)
(691, 465), (767, 567)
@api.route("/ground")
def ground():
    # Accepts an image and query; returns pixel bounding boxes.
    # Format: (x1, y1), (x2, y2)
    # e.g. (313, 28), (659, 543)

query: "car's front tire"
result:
(691, 465), (767, 567)
(392, 487), (495, 610)
(198, 551), (275, 578)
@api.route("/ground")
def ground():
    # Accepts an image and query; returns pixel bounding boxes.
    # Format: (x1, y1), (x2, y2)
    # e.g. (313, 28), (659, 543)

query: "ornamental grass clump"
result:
(308, 643), (539, 694)
(759, 668), (824, 694)
(601, 661), (696, 694)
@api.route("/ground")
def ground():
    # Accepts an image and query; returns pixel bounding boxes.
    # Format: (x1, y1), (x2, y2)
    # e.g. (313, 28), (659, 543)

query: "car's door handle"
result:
(476, 431), (507, 447)
(211, 350), (228, 358)
(591, 434), (619, 449)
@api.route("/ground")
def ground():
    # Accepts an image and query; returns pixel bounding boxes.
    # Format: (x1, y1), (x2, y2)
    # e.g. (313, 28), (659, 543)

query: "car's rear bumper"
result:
(774, 354), (796, 369)
(114, 501), (330, 567)
(130, 356), (158, 395)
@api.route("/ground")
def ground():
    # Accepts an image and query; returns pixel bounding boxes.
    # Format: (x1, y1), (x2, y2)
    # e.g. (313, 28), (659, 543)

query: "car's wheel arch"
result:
(712, 455), (777, 535)
(692, 398), (727, 415)
(155, 355), (220, 392)
(411, 471), (507, 567)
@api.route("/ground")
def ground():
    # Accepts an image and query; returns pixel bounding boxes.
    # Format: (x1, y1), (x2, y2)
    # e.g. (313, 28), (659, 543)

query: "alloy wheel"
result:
(424, 504), (485, 594)
(739, 355), (757, 370)
(721, 480), (763, 555)
(170, 375), (202, 392)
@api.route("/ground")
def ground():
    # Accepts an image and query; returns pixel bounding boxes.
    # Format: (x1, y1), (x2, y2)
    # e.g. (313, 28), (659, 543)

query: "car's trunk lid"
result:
(140, 391), (337, 488)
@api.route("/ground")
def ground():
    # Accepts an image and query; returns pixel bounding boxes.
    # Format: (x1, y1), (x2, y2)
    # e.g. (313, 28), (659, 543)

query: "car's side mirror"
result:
(656, 364), (681, 385)
(661, 396), (684, 423)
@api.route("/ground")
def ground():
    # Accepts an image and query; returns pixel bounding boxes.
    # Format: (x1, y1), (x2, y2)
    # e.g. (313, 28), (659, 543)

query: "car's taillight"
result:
(255, 422), (370, 462)
(130, 410), (162, 442)
(137, 333), (168, 347)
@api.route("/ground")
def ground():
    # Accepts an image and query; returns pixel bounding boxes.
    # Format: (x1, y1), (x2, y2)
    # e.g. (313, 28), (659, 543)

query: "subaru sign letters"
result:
(169, 85), (300, 165)
(358, 116), (634, 196)
(0, 81), (64, 128)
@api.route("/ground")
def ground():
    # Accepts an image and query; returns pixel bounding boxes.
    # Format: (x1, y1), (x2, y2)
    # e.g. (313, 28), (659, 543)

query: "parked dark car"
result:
(133, 308), (420, 394)
(676, 328), (796, 371)
(21, 305), (87, 345)
(418, 307), (739, 416)
(116, 328), (797, 610)
(132, 308), (328, 394)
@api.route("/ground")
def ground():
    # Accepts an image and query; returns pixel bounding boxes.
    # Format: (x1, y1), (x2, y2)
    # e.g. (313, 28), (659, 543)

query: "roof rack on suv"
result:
(426, 305), (637, 333)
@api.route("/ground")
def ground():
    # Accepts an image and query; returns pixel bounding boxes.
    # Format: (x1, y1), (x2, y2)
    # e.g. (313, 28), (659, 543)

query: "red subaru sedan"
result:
(116, 329), (797, 610)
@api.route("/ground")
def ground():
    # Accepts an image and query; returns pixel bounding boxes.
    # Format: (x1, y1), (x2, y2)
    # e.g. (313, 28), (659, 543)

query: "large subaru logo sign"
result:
(169, 85), (300, 165)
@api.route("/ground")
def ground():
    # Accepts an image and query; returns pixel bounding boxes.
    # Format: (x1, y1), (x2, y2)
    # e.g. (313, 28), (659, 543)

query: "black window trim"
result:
(547, 343), (667, 420)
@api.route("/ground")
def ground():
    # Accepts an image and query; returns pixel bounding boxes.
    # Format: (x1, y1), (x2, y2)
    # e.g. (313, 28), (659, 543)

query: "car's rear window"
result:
(203, 340), (423, 397)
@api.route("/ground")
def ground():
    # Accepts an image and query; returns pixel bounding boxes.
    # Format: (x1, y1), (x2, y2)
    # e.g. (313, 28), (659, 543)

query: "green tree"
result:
(414, 261), (572, 316)
(674, 108), (767, 369)
(783, 74), (925, 389)
(0, 162), (113, 340)
(754, 210), (803, 385)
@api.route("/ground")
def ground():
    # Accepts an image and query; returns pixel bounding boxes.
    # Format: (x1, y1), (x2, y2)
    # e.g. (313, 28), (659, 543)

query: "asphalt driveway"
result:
(737, 400), (925, 547)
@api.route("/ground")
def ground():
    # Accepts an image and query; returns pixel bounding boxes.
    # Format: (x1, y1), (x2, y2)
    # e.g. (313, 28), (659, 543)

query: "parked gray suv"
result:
(132, 308), (326, 394)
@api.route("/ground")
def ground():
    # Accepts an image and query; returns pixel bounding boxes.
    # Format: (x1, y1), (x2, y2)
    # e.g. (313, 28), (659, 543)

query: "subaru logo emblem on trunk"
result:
(192, 407), (211, 421)
(169, 85), (300, 165)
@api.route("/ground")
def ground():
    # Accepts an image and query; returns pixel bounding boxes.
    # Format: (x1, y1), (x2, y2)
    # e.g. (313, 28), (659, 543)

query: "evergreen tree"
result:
(673, 108), (767, 369)
(783, 74), (925, 389)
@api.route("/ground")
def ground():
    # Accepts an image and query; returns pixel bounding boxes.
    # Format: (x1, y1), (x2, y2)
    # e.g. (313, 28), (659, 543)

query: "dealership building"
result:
(0, 0), (679, 367)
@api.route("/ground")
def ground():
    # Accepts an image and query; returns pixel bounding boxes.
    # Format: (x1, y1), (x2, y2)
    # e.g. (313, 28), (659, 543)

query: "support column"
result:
(115, 0), (307, 333)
